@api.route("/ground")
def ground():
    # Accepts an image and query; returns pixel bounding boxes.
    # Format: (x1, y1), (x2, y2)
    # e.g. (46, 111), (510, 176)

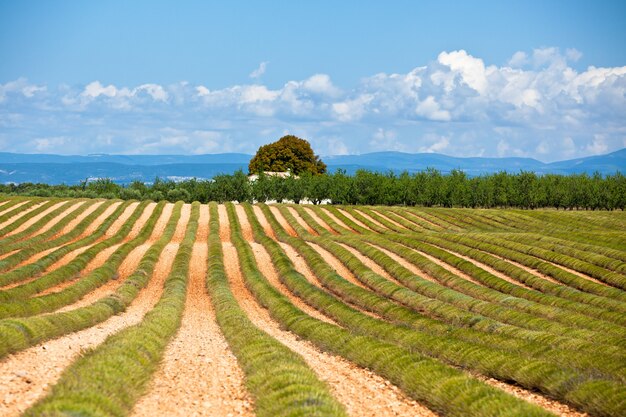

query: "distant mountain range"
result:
(0, 149), (624, 185)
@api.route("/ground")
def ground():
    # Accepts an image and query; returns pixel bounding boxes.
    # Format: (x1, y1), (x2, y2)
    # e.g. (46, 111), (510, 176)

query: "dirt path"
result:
(4, 202), (68, 237)
(336, 208), (374, 232)
(52, 201), (105, 239)
(0, 202), (46, 232)
(250, 241), (337, 325)
(234, 204), (254, 242)
(318, 207), (356, 233)
(131, 204), (253, 417)
(127, 203), (156, 239)
(55, 204), (175, 313)
(471, 373), (589, 417)
(80, 201), (123, 237)
(217, 204), (231, 242)
(268, 205), (297, 237)
(363, 243), (440, 285)
(368, 209), (409, 231)
(252, 205), (276, 239)
(303, 206), (338, 234)
(223, 242), (437, 417)
(26, 201), (86, 238)
(286, 206), (318, 235)
(352, 209), (389, 231)
(0, 209), (187, 417)
(427, 244), (535, 290)
(0, 201), (31, 216)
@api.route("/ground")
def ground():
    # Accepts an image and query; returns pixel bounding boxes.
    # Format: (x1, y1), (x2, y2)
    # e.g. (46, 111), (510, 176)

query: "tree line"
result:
(1, 169), (624, 210)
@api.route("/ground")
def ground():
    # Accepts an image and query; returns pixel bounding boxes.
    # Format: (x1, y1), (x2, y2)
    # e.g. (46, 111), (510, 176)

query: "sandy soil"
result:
(477, 248), (563, 285)
(428, 244), (535, 290)
(352, 209), (389, 231)
(252, 205), (276, 239)
(336, 208), (374, 232)
(286, 206), (318, 235)
(234, 204), (254, 242)
(363, 243), (440, 285)
(81, 201), (123, 237)
(0, 202), (46, 232)
(0, 201), (31, 217)
(52, 201), (105, 239)
(223, 242), (437, 417)
(305, 242), (371, 291)
(250, 241), (336, 325)
(217, 204), (231, 242)
(302, 206), (338, 234)
(131, 204), (253, 417)
(5, 201), (69, 237)
(317, 207), (357, 233)
(27, 202), (86, 238)
(267, 205), (298, 237)
(0, 211), (186, 417)
(399, 210), (443, 229)
(127, 203), (156, 240)
(471, 373), (589, 417)
(368, 209), (409, 231)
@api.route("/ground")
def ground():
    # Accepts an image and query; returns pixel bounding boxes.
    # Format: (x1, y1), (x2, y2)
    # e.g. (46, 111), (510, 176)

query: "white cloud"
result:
(586, 134), (608, 155)
(249, 61), (268, 79)
(415, 96), (451, 121)
(2, 47), (625, 160)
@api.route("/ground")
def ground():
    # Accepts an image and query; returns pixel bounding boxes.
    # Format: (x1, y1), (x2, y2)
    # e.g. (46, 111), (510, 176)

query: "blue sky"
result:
(1, 0), (625, 160)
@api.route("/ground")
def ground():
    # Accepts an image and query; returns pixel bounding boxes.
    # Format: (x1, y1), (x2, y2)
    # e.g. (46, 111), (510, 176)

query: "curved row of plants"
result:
(404, 233), (626, 320)
(368, 234), (626, 336)
(0, 199), (101, 254)
(0, 199), (63, 241)
(0, 201), (151, 304)
(0, 201), (158, 319)
(0, 199), (122, 287)
(213, 203), (348, 416)
(235, 203), (556, 417)
(0, 199), (83, 249)
(0, 202), (177, 359)
(269, 206), (626, 372)
(252, 204), (626, 417)
(22, 202), (197, 417)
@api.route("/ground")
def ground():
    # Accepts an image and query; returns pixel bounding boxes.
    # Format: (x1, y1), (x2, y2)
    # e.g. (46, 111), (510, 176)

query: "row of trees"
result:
(1, 169), (624, 210)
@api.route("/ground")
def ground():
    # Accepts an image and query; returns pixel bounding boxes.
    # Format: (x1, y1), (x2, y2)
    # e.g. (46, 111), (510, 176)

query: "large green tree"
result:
(249, 135), (327, 175)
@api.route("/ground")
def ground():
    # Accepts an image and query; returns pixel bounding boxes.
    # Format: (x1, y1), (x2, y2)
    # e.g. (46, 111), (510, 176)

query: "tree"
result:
(249, 135), (326, 175)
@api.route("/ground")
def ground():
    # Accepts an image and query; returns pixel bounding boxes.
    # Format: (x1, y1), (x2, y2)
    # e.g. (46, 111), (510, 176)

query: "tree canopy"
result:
(248, 135), (327, 175)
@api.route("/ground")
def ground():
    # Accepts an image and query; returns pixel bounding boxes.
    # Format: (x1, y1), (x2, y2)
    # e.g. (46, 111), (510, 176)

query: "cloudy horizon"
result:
(1, 2), (625, 162)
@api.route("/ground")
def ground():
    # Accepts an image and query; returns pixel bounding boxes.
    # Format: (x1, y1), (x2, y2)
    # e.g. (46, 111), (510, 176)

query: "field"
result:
(0, 196), (625, 417)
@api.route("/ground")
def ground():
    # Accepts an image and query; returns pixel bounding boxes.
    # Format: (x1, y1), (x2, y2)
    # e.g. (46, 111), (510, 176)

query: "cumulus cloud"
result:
(1, 47), (625, 160)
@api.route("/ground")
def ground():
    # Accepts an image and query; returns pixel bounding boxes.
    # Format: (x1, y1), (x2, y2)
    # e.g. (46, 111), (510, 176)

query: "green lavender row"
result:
(236, 203), (554, 417)
(0, 199), (120, 286)
(207, 202), (347, 417)
(0, 201), (172, 359)
(23, 202), (196, 417)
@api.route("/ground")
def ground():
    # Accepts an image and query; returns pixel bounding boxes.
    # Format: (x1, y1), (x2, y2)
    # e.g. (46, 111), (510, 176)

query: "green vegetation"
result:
(248, 135), (327, 175)
(2, 167), (625, 209)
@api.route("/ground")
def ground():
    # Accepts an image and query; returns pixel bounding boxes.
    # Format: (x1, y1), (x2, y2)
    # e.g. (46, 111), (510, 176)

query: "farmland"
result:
(0, 196), (625, 417)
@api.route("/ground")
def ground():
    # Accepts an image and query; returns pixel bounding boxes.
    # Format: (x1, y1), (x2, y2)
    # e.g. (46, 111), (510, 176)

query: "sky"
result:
(1, 0), (625, 161)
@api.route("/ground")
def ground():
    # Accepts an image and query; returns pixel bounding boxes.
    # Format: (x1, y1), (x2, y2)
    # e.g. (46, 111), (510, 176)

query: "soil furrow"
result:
(252, 205), (276, 239)
(336, 208), (374, 231)
(318, 207), (356, 233)
(352, 209), (390, 230)
(0, 202), (46, 232)
(4, 201), (69, 237)
(223, 242), (437, 417)
(27, 201), (86, 238)
(131, 204), (253, 417)
(370, 209), (409, 230)
(234, 204), (254, 242)
(268, 205), (297, 237)
(51, 200), (105, 239)
(303, 206), (339, 234)
(286, 206), (318, 235)
(0, 214), (186, 417)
